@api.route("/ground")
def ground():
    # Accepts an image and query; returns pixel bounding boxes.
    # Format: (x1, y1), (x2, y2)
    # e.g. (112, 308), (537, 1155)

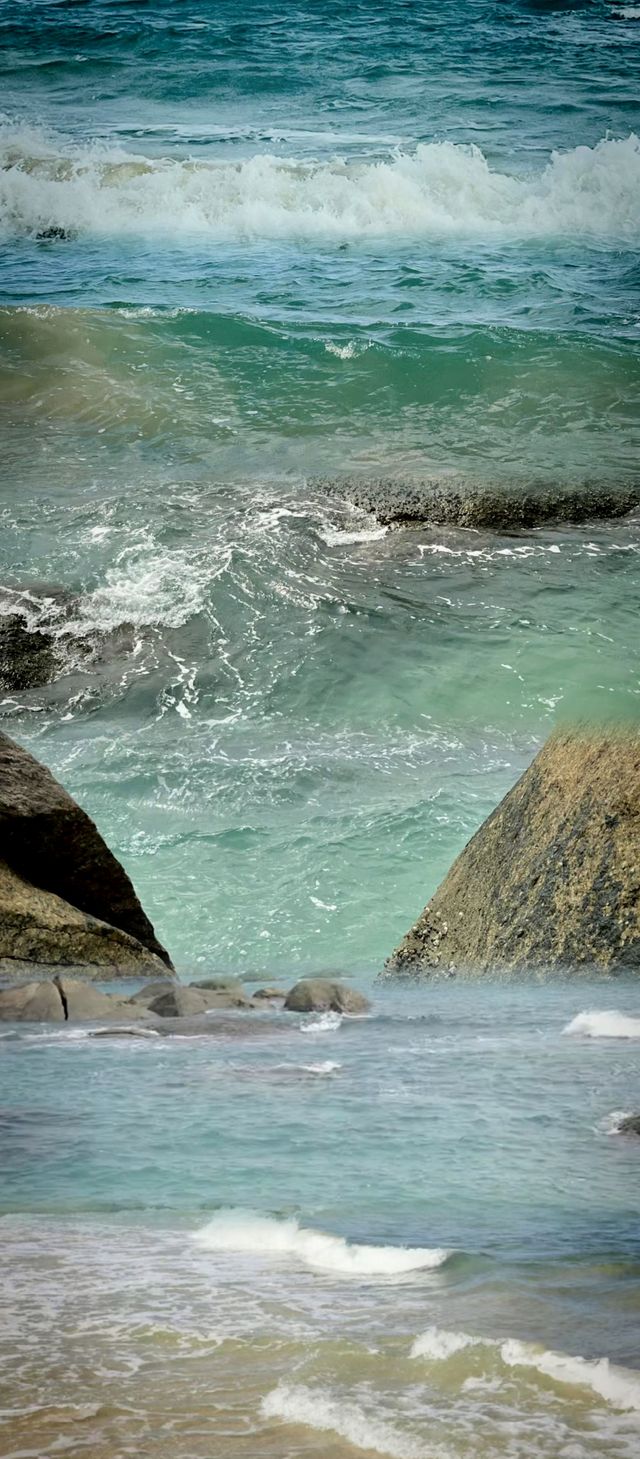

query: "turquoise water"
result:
(2, 3), (640, 1455)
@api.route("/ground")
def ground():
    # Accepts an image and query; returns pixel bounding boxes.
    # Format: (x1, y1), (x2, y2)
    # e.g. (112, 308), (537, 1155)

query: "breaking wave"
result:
(193, 1211), (451, 1276)
(564, 1010), (640, 1039)
(501, 1340), (640, 1412)
(2, 126), (640, 242)
(410, 1326), (483, 1361)
(262, 1384), (425, 1459)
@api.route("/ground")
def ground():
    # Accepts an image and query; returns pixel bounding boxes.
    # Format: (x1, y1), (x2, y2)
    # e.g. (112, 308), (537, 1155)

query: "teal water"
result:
(1, 3), (640, 1456)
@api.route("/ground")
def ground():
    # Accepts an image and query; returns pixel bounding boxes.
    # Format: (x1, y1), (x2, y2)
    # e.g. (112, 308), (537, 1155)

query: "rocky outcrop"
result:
(384, 728), (640, 978)
(0, 730), (172, 976)
(319, 477), (640, 531)
(284, 979), (370, 1013)
(615, 1115), (640, 1137)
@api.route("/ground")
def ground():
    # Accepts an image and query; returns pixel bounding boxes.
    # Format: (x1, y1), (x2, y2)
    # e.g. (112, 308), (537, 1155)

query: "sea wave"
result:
(299, 1010), (343, 1034)
(262, 1384), (425, 1459)
(501, 1340), (640, 1412)
(563, 1010), (640, 1039)
(410, 1326), (484, 1361)
(1, 126), (639, 241)
(193, 1211), (450, 1277)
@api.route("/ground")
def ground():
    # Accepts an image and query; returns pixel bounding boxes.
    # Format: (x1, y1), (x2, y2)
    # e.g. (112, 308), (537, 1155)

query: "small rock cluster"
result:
(0, 975), (370, 1026)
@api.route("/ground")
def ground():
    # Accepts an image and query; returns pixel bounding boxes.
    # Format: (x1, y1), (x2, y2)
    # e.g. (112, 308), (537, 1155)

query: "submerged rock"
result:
(319, 477), (640, 530)
(284, 979), (370, 1013)
(384, 728), (640, 978)
(615, 1115), (640, 1137)
(0, 730), (172, 976)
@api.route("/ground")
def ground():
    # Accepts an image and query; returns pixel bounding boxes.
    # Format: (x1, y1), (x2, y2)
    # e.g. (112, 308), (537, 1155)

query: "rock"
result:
(192, 976), (243, 992)
(0, 979), (65, 1022)
(384, 728), (640, 977)
(284, 979), (371, 1013)
(148, 985), (253, 1018)
(88, 1026), (161, 1040)
(317, 477), (640, 531)
(0, 861), (170, 977)
(53, 976), (146, 1023)
(253, 987), (286, 1000)
(127, 981), (178, 1007)
(0, 731), (172, 975)
(615, 1115), (640, 1137)
(0, 615), (58, 691)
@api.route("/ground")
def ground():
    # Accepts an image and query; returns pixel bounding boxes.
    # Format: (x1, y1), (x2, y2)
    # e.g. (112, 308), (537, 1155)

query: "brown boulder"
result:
(0, 979), (65, 1022)
(148, 985), (253, 1018)
(0, 731), (172, 976)
(284, 979), (370, 1014)
(384, 728), (640, 977)
(53, 976), (146, 1022)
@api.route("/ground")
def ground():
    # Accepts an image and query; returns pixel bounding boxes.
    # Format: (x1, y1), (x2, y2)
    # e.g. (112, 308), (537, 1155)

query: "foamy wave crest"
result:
(563, 1011), (640, 1039)
(299, 1010), (342, 1034)
(410, 1326), (484, 1361)
(193, 1211), (450, 1276)
(1, 126), (639, 241)
(77, 540), (222, 632)
(262, 1384), (425, 1459)
(501, 1340), (640, 1412)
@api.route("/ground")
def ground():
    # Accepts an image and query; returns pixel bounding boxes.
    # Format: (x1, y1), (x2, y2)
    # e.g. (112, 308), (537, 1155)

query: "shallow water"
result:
(2, 979), (640, 1458)
(1, 3), (640, 1456)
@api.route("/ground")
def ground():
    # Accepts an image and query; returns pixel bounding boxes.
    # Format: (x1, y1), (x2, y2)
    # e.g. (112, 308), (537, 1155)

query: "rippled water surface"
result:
(1, 2), (640, 1456)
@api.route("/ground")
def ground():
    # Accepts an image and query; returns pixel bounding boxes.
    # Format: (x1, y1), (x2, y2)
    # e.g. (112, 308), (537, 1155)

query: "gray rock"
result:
(253, 987), (286, 1000)
(284, 979), (370, 1014)
(0, 730), (172, 976)
(616, 1115), (640, 1137)
(88, 1026), (161, 1040)
(192, 976), (243, 992)
(317, 477), (640, 531)
(384, 728), (640, 978)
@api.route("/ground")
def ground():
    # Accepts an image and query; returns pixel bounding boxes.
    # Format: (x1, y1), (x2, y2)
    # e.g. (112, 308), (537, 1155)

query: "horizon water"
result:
(1, 3), (640, 1456)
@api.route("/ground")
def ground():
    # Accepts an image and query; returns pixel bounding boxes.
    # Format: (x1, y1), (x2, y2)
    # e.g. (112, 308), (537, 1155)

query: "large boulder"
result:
(0, 731), (172, 976)
(148, 985), (253, 1018)
(0, 979), (65, 1022)
(284, 979), (370, 1014)
(384, 729), (640, 977)
(53, 976), (145, 1022)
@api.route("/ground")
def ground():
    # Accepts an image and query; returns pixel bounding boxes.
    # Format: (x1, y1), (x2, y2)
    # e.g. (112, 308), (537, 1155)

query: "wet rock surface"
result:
(284, 978), (371, 1013)
(385, 728), (640, 977)
(0, 729), (172, 975)
(319, 477), (640, 531)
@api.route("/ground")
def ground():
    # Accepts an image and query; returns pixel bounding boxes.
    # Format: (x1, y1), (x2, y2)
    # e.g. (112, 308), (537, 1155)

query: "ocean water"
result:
(1, 2), (640, 1455)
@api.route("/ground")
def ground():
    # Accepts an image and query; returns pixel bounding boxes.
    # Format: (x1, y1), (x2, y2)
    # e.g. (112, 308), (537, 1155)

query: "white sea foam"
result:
(301, 1060), (342, 1074)
(319, 523), (389, 545)
(563, 1010), (640, 1039)
(2, 126), (639, 241)
(299, 1010), (343, 1034)
(261, 1384), (427, 1458)
(501, 1340), (640, 1412)
(193, 1211), (450, 1276)
(410, 1326), (484, 1361)
(602, 1110), (639, 1135)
